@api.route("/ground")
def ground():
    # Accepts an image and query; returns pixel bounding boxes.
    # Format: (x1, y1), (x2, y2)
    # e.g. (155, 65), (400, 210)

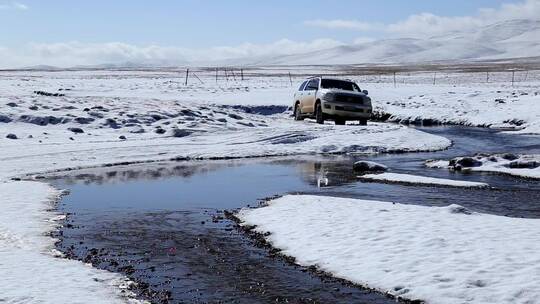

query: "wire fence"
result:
(178, 67), (540, 89)
(9, 66), (535, 89)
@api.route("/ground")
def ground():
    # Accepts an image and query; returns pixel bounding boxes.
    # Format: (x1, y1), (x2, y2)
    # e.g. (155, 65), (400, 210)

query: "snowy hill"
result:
(11, 19), (539, 70)
(257, 19), (540, 65)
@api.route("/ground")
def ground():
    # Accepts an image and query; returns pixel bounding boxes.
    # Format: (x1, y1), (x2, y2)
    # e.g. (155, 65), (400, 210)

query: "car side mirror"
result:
(362, 90), (369, 95)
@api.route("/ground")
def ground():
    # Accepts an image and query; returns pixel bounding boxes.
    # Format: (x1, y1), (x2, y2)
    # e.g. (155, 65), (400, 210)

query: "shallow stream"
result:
(49, 126), (540, 303)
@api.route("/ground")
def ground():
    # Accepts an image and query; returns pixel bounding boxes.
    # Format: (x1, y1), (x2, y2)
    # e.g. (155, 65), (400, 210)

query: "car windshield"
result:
(320, 79), (360, 92)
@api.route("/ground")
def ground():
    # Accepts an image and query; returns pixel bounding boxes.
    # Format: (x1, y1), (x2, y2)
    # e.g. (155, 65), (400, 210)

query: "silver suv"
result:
(293, 77), (372, 125)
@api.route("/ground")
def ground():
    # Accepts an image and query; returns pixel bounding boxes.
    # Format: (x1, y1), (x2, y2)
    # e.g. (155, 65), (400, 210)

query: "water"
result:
(49, 126), (540, 303)
(53, 160), (395, 303)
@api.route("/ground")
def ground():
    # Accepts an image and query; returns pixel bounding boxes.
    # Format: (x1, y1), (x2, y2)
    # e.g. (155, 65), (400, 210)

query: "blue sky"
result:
(0, 0), (523, 47)
(0, 0), (536, 67)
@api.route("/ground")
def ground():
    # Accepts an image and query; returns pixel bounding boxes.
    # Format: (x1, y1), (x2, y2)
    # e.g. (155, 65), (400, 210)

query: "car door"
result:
(294, 81), (308, 112)
(302, 78), (319, 113)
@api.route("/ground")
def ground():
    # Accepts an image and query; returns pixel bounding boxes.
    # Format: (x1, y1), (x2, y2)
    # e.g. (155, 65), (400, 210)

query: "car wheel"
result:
(294, 103), (304, 121)
(335, 118), (346, 125)
(359, 118), (368, 126)
(315, 103), (324, 124)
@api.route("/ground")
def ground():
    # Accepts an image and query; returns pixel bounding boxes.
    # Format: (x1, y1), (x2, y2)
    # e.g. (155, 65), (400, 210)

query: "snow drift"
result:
(238, 195), (540, 304)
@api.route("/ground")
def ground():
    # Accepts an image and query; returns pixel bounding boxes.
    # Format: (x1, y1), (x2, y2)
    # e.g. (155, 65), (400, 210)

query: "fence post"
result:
(288, 72), (293, 87)
(185, 69), (189, 86)
(486, 71), (489, 83)
(433, 72), (436, 85)
(215, 67), (218, 84)
(524, 70), (529, 82)
(393, 72), (396, 87)
(512, 70), (515, 87)
(241, 69), (244, 81)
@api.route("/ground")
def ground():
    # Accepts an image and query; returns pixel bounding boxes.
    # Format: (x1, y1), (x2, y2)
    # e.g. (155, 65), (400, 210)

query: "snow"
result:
(0, 16), (536, 304)
(0, 69), (453, 301)
(425, 160), (451, 168)
(0, 71), (452, 180)
(0, 120), (451, 180)
(0, 66), (538, 302)
(238, 195), (540, 304)
(426, 154), (540, 179)
(258, 19), (540, 65)
(509, 120), (540, 135)
(359, 172), (489, 188)
(371, 79), (540, 135)
(0, 181), (132, 303)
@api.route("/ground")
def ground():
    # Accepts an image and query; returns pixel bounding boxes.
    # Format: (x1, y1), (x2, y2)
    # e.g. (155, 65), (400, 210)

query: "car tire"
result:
(335, 119), (346, 125)
(315, 103), (324, 124)
(294, 103), (304, 121)
(359, 118), (368, 126)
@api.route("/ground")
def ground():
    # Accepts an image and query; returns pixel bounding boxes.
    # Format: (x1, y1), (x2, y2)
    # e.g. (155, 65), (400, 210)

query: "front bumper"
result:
(322, 101), (372, 119)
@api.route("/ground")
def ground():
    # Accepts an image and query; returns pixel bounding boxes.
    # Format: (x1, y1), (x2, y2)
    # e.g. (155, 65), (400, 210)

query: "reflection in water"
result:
(50, 151), (540, 218)
(49, 156), (363, 189)
(46, 161), (231, 185)
(51, 157), (397, 304)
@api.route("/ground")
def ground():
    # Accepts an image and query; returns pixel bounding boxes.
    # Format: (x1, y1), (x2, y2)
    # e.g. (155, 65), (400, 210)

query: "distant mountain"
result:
(20, 64), (62, 71)
(253, 19), (540, 65)
(71, 60), (190, 70)
(13, 19), (540, 70)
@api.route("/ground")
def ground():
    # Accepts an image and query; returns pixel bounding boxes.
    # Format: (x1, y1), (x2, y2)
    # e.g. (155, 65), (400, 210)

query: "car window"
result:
(306, 79), (319, 90)
(320, 79), (360, 92)
(299, 81), (308, 91)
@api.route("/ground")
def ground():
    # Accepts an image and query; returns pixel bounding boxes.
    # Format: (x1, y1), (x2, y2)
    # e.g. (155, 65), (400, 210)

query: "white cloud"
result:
(479, 0), (540, 21)
(304, 19), (379, 31)
(386, 13), (482, 38)
(1, 0), (538, 68)
(0, 39), (344, 68)
(0, 1), (28, 10)
(304, 0), (540, 38)
(208, 39), (343, 60)
(352, 37), (376, 45)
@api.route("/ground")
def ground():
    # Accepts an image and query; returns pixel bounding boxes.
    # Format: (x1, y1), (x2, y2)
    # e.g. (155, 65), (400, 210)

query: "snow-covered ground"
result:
(0, 70), (454, 179)
(427, 153), (540, 179)
(0, 69), (452, 302)
(369, 72), (540, 134)
(0, 181), (134, 303)
(0, 68), (539, 302)
(359, 172), (489, 188)
(1, 119), (451, 180)
(238, 195), (540, 304)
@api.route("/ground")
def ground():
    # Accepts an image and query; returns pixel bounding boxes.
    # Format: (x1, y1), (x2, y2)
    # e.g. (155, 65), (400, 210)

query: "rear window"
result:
(321, 79), (360, 92)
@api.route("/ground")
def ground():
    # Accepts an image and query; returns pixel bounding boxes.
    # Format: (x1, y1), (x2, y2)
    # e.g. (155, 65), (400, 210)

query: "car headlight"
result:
(322, 93), (336, 102)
